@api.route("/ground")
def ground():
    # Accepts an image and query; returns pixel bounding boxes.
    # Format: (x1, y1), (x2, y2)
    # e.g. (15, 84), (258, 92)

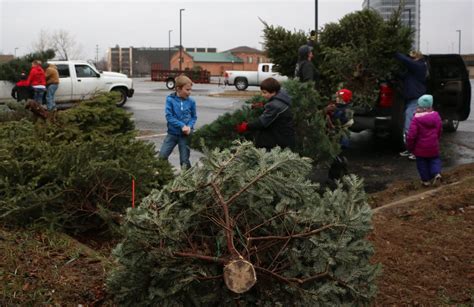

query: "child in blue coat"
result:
(158, 75), (197, 170)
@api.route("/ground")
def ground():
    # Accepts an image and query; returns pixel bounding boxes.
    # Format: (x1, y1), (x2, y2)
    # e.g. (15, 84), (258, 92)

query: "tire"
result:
(166, 78), (176, 90)
(112, 88), (127, 107)
(443, 119), (459, 132)
(234, 77), (248, 91)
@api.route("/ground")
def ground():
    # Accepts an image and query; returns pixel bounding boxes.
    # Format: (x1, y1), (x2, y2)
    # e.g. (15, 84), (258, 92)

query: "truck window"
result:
(431, 59), (463, 80)
(56, 64), (70, 78)
(262, 65), (269, 72)
(75, 65), (99, 78)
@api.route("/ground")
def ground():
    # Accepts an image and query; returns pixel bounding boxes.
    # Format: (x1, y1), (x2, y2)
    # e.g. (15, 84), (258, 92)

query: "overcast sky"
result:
(1, 0), (473, 60)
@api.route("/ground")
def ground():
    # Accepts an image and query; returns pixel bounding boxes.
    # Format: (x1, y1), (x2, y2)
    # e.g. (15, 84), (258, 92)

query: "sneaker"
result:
(408, 154), (416, 161)
(399, 150), (411, 157)
(432, 174), (442, 186)
(422, 181), (431, 187)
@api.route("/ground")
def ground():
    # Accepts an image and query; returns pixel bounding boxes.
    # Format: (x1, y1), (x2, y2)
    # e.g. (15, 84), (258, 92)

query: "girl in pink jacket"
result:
(405, 94), (442, 186)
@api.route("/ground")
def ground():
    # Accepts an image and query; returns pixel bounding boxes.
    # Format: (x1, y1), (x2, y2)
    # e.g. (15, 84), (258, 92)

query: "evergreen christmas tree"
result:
(191, 80), (343, 164)
(263, 8), (412, 106)
(108, 141), (379, 306)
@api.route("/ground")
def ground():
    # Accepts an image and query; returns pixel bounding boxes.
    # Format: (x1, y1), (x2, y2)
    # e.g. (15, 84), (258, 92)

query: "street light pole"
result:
(179, 8), (185, 71)
(314, 0), (318, 39)
(404, 8), (412, 29)
(168, 29), (173, 70)
(458, 30), (461, 54)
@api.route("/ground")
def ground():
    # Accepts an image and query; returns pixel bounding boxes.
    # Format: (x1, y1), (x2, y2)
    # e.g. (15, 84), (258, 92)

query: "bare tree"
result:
(31, 30), (52, 53)
(51, 30), (84, 60)
(95, 54), (109, 72)
(31, 29), (84, 60)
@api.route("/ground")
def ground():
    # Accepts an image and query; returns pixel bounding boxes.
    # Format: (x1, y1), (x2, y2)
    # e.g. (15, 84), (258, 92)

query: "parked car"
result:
(224, 63), (288, 91)
(350, 54), (471, 147)
(49, 60), (134, 107)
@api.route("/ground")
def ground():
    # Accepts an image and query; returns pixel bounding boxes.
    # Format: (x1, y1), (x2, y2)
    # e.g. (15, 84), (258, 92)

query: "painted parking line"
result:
(136, 133), (167, 139)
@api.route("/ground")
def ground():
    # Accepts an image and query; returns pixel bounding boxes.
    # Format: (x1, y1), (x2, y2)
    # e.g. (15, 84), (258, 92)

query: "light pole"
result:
(456, 30), (461, 54)
(404, 8), (412, 29)
(168, 29), (173, 70)
(179, 8), (185, 71)
(314, 0), (318, 40)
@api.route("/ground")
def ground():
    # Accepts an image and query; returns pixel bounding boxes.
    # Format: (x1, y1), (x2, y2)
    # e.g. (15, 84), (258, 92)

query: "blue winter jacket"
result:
(394, 52), (427, 100)
(165, 92), (197, 136)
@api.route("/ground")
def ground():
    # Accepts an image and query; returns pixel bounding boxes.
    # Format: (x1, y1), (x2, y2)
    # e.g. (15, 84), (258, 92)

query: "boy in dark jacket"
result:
(236, 77), (295, 151)
(11, 72), (33, 102)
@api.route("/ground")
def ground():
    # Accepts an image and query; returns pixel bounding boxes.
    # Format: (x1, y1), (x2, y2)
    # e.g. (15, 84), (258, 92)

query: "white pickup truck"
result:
(224, 63), (288, 91)
(49, 60), (134, 107)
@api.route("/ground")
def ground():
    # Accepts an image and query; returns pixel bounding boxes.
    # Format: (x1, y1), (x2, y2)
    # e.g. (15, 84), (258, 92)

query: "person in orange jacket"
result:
(26, 60), (47, 104)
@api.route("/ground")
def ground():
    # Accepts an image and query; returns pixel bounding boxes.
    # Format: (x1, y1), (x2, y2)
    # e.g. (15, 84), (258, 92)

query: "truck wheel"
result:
(112, 88), (127, 107)
(166, 78), (176, 90)
(234, 78), (248, 91)
(443, 119), (459, 132)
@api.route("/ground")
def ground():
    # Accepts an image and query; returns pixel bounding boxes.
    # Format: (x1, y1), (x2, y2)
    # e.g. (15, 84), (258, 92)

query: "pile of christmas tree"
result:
(108, 141), (379, 305)
(190, 9), (411, 160)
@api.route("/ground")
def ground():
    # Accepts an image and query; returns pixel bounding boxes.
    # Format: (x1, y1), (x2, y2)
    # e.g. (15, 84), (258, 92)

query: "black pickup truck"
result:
(350, 54), (471, 148)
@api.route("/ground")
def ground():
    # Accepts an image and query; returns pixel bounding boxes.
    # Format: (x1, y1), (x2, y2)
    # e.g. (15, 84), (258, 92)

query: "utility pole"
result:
(457, 30), (461, 54)
(179, 8), (185, 71)
(168, 30), (173, 70)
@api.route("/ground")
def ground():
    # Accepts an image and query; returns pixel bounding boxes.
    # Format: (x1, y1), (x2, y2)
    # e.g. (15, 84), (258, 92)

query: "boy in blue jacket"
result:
(159, 75), (197, 170)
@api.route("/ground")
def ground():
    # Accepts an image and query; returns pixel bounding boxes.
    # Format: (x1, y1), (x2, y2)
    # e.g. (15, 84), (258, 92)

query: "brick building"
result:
(108, 45), (269, 77)
(170, 51), (244, 76)
(222, 46), (269, 71)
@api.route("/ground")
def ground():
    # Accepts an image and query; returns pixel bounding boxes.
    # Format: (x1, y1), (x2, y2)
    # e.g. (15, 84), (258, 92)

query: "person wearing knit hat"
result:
(294, 44), (319, 85)
(405, 94), (443, 186)
(417, 94), (433, 109)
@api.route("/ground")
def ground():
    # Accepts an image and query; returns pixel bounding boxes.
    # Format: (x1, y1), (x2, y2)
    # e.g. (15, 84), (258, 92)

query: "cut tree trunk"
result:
(223, 259), (257, 294)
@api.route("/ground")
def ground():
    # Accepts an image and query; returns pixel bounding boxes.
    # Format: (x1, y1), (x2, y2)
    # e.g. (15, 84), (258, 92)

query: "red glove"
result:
(235, 121), (248, 134)
(251, 102), (265, 109)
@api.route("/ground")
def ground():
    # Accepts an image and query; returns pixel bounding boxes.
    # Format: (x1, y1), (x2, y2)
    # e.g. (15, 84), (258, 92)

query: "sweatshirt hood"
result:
(414, 111), (440, 128)
(273, 90), (291, 106)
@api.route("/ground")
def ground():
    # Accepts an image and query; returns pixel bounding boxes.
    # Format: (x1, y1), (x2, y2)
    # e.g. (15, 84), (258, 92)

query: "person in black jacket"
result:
(394, 50), (427, 160)
(295, 45), (319, 84)
(11, 72), (33, 102)
(235, 78), (295, 151)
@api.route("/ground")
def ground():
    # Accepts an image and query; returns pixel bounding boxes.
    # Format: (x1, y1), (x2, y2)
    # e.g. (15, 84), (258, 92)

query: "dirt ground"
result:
(369, 163), (474, 305)
(1, 163), (473, 306)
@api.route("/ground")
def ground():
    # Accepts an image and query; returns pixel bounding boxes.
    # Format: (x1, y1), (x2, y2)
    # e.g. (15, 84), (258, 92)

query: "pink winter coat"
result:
(406, 111), (442, 158)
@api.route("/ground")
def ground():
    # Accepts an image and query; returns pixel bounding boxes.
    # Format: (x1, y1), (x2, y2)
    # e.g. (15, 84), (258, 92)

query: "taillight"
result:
(379, 83), (393, 108)
(224, 72), (229, 78)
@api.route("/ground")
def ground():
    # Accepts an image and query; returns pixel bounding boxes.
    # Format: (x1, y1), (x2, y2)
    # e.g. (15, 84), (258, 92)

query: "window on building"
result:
(248, 56), (253, 64)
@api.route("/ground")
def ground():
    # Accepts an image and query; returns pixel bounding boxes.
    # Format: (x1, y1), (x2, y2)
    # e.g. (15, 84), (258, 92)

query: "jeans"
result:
(404, 99), (418, 137)
(33, 88), (46, 104)
(159, 133), (191, 169)
(46, 84), (58, 111)
(416, 156), (441, 182)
